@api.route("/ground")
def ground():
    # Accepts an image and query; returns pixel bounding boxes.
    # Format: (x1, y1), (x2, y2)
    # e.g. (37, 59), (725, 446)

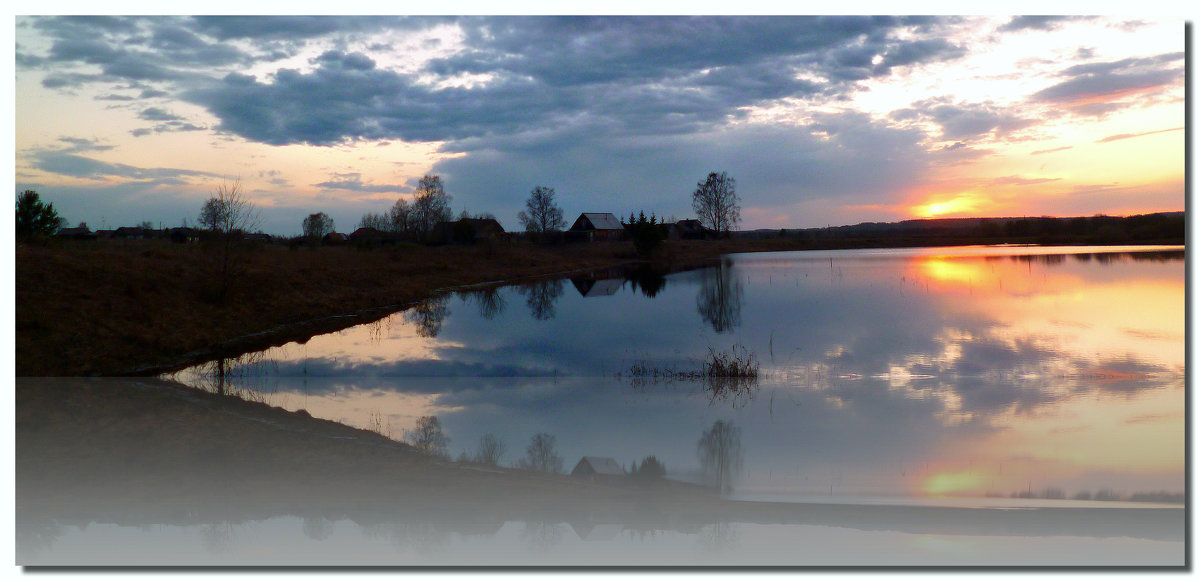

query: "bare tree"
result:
(517, 186), (566, 233)
(388, 198), (414, 235)
(406, 416), (450, 459)
(357, 211), (389, 231)
(691, 171), (739, 235)
(302, 212), (335, 241)
(411, 175), (452, 238)
(472, 433), (506, 466)
(199, 179), (260, 235)
(517, 433), (564, 473)
(197, 179), (261, 303)
(697, 419), (743, 494)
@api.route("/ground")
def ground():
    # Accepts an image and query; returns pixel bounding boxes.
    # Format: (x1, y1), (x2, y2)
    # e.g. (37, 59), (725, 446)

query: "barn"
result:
(569, 213), (625, 242)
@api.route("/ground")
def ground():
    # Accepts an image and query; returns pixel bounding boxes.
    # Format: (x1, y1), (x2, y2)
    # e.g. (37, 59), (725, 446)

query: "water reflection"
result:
(518, 279), (565, 320)
(696, 258), (743, 333)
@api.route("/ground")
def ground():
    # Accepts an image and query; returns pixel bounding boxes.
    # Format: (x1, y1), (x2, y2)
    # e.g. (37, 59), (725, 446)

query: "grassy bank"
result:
(15, 234), (1181, 376)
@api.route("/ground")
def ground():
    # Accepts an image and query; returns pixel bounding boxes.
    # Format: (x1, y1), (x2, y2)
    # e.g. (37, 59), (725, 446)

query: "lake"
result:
(19, 245), (1186, 566)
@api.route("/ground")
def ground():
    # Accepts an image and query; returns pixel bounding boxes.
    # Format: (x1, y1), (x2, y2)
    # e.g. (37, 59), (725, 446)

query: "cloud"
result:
(314, 172), (412, 194)
(1095, 126), (1184, 143)
(29, 149), (217, 183)
(997, 16), (1092, 33)
(991, 175), (1061, 186)
(1031, 52), (1184, 115)
(890, 98), (1035, 142)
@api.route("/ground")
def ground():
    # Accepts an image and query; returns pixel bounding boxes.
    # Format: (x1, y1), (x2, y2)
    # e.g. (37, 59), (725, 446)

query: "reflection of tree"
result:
(627, 265), (667, 298)
(472, 288), (505, 319)
(406, 296), (450, 338)
(520, 521), (566, 551)
(702, 376), (758, 409)
(697, 420), (743, 495)
(695, 260), (742, 333)
(302, 516), (335, 541)
(697, 520), (739, 554)
(519, 280), (565, 321)
(200, 521), (235, 554)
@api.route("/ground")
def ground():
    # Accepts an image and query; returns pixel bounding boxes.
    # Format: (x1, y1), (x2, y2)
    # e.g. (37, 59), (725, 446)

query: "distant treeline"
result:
(990, 487), (1184, 505)
(742, 212), (1185, 245)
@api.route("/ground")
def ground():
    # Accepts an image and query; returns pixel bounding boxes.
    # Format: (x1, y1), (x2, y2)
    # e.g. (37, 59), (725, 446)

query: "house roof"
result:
(576, 213), (624, 231)
(574, 456), (624, 476)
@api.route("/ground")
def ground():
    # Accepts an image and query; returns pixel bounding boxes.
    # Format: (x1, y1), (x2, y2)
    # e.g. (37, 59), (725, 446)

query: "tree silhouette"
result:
(517, 185), (566, 233)
(16, 190), (63, 238)
(197, 179), (261, 303)
(302, 212), (335, 240)
(411, 175), (452, 238)
(691, 171), (740, 235)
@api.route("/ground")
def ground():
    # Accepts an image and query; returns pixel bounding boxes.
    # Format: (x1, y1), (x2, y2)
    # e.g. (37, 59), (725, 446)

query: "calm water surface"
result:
(29, 244), (1181, 566)
(171, 245), (1185, 503)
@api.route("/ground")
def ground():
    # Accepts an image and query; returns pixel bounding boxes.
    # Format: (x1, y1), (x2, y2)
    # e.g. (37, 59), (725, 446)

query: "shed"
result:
(569, 213), (625, 242)
(433, 218), (506, 245)
(571, 456), (625, 480)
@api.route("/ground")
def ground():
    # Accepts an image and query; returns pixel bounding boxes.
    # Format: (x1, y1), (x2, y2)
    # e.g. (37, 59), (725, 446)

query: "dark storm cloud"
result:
(1031, 51), (1183, 112)
(190, 15), (422, 41)
(177, 16), (968, 147)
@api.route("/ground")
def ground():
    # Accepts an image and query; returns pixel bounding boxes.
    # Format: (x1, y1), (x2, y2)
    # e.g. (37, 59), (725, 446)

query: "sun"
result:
(912, 193), (982, 219)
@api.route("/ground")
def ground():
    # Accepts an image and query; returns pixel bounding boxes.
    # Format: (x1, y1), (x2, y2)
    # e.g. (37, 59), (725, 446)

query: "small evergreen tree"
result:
(16, 190), (63, 238)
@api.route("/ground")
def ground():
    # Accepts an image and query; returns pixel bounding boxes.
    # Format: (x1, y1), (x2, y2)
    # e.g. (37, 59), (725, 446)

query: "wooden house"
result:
(569, 213), (625, 242)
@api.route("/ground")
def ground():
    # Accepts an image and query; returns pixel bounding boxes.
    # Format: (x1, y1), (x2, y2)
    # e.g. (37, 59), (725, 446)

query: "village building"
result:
(570, 456), (625, 481)
(432, 217), (506, 245)
(672, 219), (711, 240)
(169, 227), (200, 244)
(569, 213), (625, 242)
(322, 232), (348, 245)
(54, 226), (96, 240)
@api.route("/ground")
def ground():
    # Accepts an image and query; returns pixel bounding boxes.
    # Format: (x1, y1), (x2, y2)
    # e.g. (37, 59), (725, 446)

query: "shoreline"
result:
(16, 236), (1182, 377)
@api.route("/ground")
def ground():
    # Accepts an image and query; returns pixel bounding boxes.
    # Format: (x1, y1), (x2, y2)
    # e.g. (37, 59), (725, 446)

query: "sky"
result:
(12, 13), (1188, 236)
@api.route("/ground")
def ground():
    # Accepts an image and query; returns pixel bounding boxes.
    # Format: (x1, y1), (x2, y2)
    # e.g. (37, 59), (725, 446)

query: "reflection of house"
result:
(571, 277), (624, 298)
(568, 521), (625, 541)
(569, 213), (625, 242)
(571, 456), (625, 481)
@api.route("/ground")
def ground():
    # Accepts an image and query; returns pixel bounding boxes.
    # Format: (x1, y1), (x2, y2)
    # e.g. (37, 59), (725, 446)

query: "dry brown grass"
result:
(16, 237), (765, 376)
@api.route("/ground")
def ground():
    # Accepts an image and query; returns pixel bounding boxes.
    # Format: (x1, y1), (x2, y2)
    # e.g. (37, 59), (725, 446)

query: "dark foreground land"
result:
(17, 378), (1183, 566)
